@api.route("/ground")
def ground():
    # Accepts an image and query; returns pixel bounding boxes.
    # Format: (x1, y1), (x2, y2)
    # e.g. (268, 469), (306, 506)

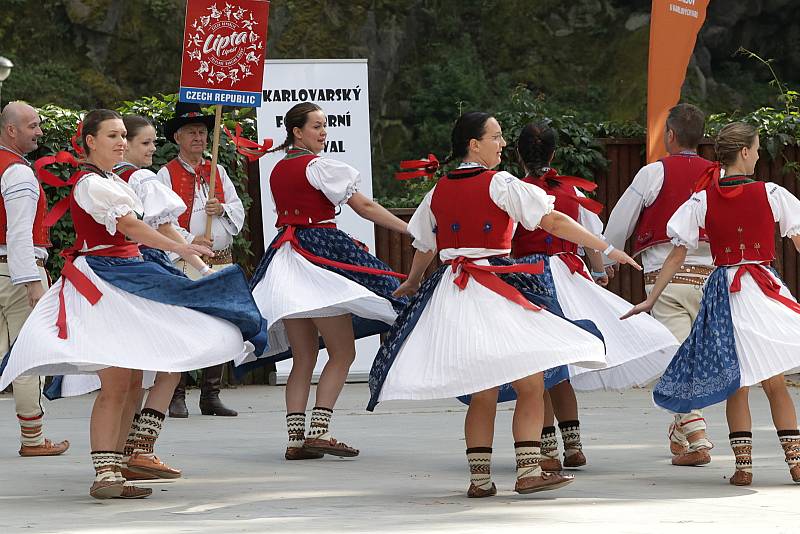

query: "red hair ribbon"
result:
(70, 121), (85, 158)
(34, 151), (85, 228)
(223, 124), (273, 162)
(539, 168), (604, 214)
(395, 154), (439, 180)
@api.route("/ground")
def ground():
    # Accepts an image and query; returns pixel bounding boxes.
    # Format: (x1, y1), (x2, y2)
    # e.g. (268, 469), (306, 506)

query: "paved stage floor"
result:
(1, 384), (798, 533)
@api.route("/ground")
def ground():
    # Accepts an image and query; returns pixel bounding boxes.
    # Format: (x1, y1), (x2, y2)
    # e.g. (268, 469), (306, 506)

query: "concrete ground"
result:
(1, 384), (799, 534)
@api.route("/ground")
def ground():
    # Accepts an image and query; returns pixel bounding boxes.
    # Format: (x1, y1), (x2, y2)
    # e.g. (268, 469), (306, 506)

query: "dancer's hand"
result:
(174, 243), (214, 262)
(593, 272), (609, 286)
(607, 249), (641, 271)
(192, 235), (213, 248)
(25, 281), (45, 308)
(605, 264), (617, 280)
(620, 299), (655, 320)
(393, 278), (421, 297)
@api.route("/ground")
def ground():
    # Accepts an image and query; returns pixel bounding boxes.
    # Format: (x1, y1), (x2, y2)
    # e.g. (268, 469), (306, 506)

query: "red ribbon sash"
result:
(56, 244), (141, 339)
(273, 225), (408, 280)
(558, 252), (592, 281)
(729, 263), (800, 314)
(446, 256), (545, 312)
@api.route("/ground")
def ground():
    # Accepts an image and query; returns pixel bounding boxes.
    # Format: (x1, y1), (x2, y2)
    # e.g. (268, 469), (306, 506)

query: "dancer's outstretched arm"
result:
(620, 245), (688, 320)
(117, 214), (213, 263)
(539, 210), (641, 270)
(348, 192), (409, 234)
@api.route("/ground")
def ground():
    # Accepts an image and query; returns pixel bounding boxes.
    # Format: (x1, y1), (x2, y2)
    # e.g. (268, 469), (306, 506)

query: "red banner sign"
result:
(179, 0), (270, 107)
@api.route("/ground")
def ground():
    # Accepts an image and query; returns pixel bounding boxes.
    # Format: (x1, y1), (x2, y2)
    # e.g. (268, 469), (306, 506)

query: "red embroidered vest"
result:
(0, 148), (52, 247)
(430, 168), (513, 251)
(512, 176), (580, 257)
(270, 150), (336, 227)
(705, 180), (775, 267)
(165, 158), (226, 230)
(69, 169), (138, 253)
(114, 162), (139, 183)
(632, 153), (711, 256)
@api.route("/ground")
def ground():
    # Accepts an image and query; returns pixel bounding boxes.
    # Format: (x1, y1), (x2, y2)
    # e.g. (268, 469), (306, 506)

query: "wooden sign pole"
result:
(205, 104), (223, 241)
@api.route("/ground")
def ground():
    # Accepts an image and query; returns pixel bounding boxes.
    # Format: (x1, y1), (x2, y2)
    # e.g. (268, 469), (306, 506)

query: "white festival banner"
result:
(256, 59), (377, 381)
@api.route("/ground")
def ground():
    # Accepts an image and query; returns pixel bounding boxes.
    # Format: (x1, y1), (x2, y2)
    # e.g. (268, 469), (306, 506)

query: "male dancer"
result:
(604, 103), (715, 466)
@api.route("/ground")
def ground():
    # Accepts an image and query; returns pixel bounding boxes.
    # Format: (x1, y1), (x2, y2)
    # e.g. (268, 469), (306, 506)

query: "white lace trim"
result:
(339, 181), (359, 206)
(102, 206), (134, 235)
(144, 213), (181, 229)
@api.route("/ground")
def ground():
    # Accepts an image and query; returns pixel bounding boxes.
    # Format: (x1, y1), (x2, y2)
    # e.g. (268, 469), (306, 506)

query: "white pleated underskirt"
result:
(251, 243), (398, 358)
(58, 371), (159, 398)
(0, 257), (249, 390)
(726, 266), (800, 386)
(545, 255), (679, 391)
(377, 261), (608, 402)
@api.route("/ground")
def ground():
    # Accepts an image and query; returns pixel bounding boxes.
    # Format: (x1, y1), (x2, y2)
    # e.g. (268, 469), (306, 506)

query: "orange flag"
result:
(647, 0), (710, 162)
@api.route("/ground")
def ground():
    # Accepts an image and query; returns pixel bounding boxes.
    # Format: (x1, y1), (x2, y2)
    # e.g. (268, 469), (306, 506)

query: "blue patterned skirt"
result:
(653, 267), (740, 412)
(238, 226), (407, 377)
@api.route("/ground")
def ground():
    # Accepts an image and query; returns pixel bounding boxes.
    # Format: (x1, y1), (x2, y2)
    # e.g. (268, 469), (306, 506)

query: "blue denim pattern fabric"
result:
(367, 256), (603, 411)
(235, 227), (408, 378)
(40, 247), (268, 401)
(653, 267), (740, 413)
(85, 249), (268, 356)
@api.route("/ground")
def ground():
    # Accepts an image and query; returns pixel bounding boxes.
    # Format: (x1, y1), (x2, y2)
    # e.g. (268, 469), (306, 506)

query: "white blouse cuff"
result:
(144, 213), (181, 229)
(103, 206), (135, 236)
(670, 237), (693, 249)
(784, 227), (800, 238)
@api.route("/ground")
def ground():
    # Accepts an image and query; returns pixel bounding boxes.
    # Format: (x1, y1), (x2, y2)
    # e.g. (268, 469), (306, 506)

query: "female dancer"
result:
(56, 114), (207, 481)
(249, 102), (409, 460)
(512, 122), (679, 471)
(624, 122), (800, 486)
(0, 109), (266, 499)
(368, 112), (640, 497)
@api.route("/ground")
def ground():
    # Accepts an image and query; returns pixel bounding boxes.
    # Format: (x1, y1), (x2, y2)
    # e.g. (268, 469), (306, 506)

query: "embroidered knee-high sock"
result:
(541, 426), (559, 461)
(113, 452), (126, 481)
(17, 412), (45, 447)
(466, 447), (493, 490)
(307, 407), (333, 440)
(123, 413), (141, 458)
(133, 409), (165, 456)
(559, 420), (582, 459)
(729, 431), (753, 476)
(286, 413), (307, 448)
(515, 441), (542, 480)
(91, 451), (119, 483)
(777, 429), (800, 478)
